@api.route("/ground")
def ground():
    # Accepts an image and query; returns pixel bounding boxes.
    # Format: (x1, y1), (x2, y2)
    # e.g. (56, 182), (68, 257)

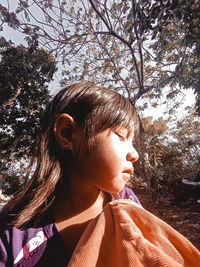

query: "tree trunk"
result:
(134, 115), (152, 187)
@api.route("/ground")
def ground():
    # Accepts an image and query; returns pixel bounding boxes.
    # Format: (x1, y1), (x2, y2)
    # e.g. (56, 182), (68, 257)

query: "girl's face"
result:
(72, 126), (139, 194)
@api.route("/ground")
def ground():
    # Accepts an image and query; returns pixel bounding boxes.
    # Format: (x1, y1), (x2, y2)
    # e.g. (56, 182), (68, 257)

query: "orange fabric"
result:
(68, 199), (200, 267)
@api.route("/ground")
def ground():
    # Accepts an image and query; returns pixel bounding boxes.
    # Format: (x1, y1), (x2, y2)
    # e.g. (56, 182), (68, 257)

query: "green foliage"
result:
(141, 109), (200, 191)
(0, 162), (26, 196)
(1, 0), (197, 109)
(0, 38), (56, 170)
(149, 0), (200, 114)
(1, 1), (200, 196)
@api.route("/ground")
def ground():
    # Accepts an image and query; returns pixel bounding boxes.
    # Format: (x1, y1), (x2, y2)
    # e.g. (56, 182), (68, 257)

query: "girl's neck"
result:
(52, 177), (110, 224)
(51, 182), (110, 264)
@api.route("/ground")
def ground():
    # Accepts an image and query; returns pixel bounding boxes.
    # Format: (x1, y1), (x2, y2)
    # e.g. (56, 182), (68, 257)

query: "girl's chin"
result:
(122, 173), (131, 182)
(105, 184), (126, 195)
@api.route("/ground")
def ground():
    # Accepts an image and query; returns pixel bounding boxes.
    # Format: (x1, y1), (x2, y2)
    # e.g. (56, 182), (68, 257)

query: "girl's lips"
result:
(123, 168), (134, 175)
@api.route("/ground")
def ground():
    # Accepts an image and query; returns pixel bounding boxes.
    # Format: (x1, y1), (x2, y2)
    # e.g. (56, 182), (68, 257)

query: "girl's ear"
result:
(54, 113), (75, 149)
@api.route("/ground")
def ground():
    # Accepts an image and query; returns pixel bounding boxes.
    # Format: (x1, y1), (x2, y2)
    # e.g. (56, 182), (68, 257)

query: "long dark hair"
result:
(5, 82), (139, 228)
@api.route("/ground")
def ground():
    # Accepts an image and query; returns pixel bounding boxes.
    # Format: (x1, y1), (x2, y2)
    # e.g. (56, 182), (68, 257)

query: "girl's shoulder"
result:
(115, 187), (141, 206)
(0, 208), (55, 266)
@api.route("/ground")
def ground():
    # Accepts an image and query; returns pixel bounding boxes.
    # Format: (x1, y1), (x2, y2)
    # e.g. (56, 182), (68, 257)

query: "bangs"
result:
(90, 93), (139, 139)
(71, 85), (139, 141)
(49, 82), (139, 142)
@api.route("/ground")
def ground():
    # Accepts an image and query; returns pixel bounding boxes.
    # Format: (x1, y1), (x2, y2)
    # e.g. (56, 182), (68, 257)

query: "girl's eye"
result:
(116, 133), (125, 141)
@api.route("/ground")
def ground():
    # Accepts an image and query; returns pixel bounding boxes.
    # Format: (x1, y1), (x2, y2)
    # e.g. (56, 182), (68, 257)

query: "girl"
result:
(1, 82), (200, 266)
(0, 82), (141, 266)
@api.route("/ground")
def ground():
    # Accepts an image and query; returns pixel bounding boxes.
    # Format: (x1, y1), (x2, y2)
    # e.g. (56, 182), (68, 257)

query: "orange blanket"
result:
(68, 199), (200, 267)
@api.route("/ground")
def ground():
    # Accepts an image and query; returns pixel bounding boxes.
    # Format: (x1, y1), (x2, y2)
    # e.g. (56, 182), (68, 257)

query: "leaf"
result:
(70, 6), (74, 14)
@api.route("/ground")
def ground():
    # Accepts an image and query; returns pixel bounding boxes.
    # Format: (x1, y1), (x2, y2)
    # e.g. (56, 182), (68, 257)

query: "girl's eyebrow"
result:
(114, 126), (128, 135)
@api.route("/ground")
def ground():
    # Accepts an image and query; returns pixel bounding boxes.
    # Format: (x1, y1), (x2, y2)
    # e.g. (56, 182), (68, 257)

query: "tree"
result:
(149, 0), (200, 115)
(0, 37), (56, 177)
(1, 0), (195, 181)
(1, 0), (199, 189)
(0, 162), (27, 196)
(0, 0), (196, 108)
(140, 108), (200, 192)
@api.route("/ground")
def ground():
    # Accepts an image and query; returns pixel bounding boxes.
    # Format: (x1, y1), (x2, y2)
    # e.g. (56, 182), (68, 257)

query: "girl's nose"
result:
(126, 147), (139, 163)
